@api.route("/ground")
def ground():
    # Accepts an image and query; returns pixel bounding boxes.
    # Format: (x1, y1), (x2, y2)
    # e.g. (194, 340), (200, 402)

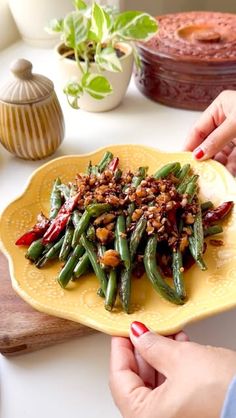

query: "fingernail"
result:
(193, 147), (204, 160)
(131, 321), (149, 337)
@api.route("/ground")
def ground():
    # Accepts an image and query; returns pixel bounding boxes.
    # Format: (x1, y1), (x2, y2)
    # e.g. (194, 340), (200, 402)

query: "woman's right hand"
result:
(184, 90), (236, 176)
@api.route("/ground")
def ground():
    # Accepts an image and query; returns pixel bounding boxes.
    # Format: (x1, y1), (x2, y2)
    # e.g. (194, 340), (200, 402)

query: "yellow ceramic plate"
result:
(1, 145), (236, 336)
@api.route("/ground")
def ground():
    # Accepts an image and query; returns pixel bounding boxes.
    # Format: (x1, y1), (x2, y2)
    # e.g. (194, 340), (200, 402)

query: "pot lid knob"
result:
(0, 58), (54, 104)
(194, 30), (221, 43)
(10, 58), (33, 80)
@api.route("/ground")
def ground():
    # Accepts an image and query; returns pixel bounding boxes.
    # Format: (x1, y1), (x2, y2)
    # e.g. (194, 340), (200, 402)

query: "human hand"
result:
(109, 321), (236, 418)
(184, 90), (236, 176)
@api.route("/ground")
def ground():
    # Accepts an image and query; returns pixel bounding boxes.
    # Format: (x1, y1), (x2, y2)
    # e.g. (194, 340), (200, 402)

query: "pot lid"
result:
(140, 11), (236, 63)
(0, 59), (54, 104)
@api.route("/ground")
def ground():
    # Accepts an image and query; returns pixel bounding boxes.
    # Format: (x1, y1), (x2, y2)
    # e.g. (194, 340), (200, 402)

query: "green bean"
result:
(204, 225), (223, 237)
(49, 178), (62, 220)
(25, 238), (45, 262)
(176, 163), (191, 180)
(133, 166), (148, 186)
(59, 224), (74, 261)
(154, 162), (180, 179)
(126, 168), (147, 228)
(172, 249), (186, 300)
(177, 174), (194, 194)
(74, 252), (90, 278)
(56, 184), (70, 200)
(178, 218), (184, 233)
(72, 210), (81, 228)
(185, 182), (197, 200)
(119, 268), (132, 313)
(41, 242), (54, 255)
(185, 175), (199, 202)
(91, 166), (99, 175)
(86, 160), (92, 174)
(87, 224), (96, 241)
(97, 288), (105, 298)
(36, 236), (64, 268)
(89, 152), (113, 176)
(124, 166), (147, 196)
(97, 151), (113, 173)
(57, 244), (84, 288)
(173, 163), (182, 176)
(105, 270), (118, 311)
(196, 255), (207, 271)
(116, 215), (131, 270)
(80, 234), (107, 295)
(72, 204), (111, 248)
(97, 243), (106, 269)
(126, 203), (135, 228)
(144, 235), (184, 305)
(193, 206), (204, 259)
(72, 210), (91, 248)
(130, 216), (147, 261)
(114, 229), (119, 252)
(69, 183), (78, 197)
(189, 236), (207, 271)
(114, 168), (122, 181)
(201, 201), (214, 211)
(87, 203), (111, 217)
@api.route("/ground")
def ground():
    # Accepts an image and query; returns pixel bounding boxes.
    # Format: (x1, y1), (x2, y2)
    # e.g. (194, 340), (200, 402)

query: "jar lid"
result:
(140, 11), (236, 63)
(0, 59), (54, 104)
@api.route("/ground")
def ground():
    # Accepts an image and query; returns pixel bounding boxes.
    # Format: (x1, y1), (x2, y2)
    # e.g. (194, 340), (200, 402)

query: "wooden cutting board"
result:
(0, 252), (96, 356)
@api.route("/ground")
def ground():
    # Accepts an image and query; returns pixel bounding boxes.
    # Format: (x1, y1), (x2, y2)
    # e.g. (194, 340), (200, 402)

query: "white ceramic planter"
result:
(8, 0), (73, 47)
(55, 42), (134, 112)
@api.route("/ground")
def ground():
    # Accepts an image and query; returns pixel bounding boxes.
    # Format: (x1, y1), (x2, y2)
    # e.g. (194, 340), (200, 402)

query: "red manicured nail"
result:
(193, 147), (204, 159)
(131, 321), (149, 337)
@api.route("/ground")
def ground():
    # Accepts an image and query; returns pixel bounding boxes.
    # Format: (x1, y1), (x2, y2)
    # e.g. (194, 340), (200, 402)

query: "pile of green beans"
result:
(20, 152), (233, 314)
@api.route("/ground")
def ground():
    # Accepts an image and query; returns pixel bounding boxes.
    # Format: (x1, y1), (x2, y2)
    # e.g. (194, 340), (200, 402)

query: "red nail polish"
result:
(193, 147), (204, 159)
(131, 321), (149, 337)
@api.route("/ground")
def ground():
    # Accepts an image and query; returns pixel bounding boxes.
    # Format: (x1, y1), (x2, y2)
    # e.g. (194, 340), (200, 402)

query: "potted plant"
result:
(47, 0), (158, 112)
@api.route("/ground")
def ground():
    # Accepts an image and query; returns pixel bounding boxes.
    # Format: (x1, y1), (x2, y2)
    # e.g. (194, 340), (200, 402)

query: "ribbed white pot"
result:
(55, 42), (134, 112)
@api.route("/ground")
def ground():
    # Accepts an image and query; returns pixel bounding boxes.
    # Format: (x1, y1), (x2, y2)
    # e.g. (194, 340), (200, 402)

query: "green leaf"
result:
(63, 81), (83, 97)
(132, 44), (142, 71)
(114, 11), (158, 41)
(45, 18), (64, 34)
(90, 2), (111, 43)
(63, 11), (89, 49)
(71, 97), (80, 109)
(81, 73), (112, 99)
(74, 0), (87, 11)
(95, 46), (122, 72)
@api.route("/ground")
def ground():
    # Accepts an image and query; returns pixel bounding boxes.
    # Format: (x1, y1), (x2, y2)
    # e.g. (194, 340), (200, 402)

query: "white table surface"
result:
(1, 41), (236, 418)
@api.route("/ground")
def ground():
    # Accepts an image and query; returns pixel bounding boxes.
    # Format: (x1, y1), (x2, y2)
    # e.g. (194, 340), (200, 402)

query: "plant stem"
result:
(74, 48), (85, 74)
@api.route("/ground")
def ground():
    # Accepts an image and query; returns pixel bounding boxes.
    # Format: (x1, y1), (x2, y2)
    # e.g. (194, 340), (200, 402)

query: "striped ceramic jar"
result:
(0, 59), (64, 160)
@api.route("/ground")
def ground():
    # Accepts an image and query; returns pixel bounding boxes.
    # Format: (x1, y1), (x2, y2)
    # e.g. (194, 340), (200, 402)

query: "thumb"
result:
(193, 117), (236, 161)
(129, 321), (178, 376)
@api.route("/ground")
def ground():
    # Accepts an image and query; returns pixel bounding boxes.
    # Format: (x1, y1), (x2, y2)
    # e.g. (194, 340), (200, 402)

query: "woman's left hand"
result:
(109, 322), (236, 418)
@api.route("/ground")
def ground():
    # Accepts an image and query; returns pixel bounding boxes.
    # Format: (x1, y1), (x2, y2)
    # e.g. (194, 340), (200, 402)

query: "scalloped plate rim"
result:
(0, 144), (236, 336)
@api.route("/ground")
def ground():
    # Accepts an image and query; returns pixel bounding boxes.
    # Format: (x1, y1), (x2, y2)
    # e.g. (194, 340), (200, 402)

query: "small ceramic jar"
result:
(0, 59), (65, 160)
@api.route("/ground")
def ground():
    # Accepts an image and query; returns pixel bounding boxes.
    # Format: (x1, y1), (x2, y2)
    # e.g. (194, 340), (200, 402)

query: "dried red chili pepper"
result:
(204, 201), (234, 225)
(15, 213), (50, 246)
(167, 203), (180, 233)
(108, 157), (119, 172)
(42, 192), (81, 244)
